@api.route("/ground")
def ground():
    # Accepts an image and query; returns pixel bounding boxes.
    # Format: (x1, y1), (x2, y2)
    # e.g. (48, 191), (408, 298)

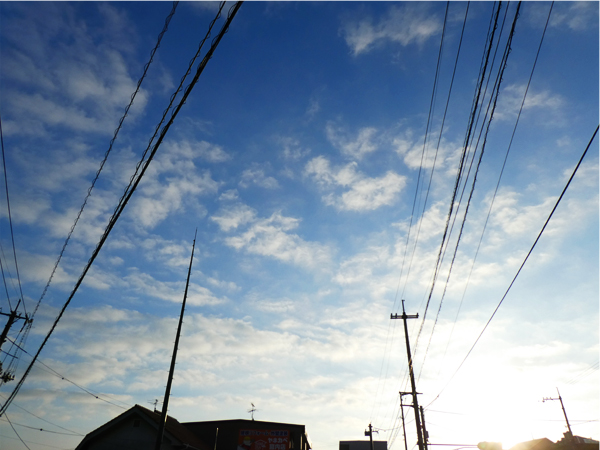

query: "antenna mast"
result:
(154, 230), (197, 450)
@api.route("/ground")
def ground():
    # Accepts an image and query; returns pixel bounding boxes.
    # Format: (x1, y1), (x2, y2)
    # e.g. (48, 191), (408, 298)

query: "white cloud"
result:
(130, 145), (220, 228)
(547, 2), (598, 32)
(1, 3), (147, 137)
(306, 97), (320, 119)
(278, 136), (311, 161)
(123, 271), (227, 306)
(211, 204), (257, 232)
(341, 3), (441, 56)
(495, 84), (563, 122)
(218, 189), (240, 202)
(305, 156), (406, 211)
(166, 140), (231, 163)
(239, 165), (280, 189)
(393, 129), (463, 173)
(222, 211), (331, 270)
(335, 171), (406, 211)
(326, 123), (379, 159)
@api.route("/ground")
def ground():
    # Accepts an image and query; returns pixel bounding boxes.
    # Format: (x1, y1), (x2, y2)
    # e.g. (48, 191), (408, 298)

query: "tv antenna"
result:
(248, 402), (257, 421)
(148, 399), (159, 413)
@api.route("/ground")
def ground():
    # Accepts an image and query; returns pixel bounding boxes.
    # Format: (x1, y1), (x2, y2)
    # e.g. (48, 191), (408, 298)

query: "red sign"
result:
(238, 430), (290, 450)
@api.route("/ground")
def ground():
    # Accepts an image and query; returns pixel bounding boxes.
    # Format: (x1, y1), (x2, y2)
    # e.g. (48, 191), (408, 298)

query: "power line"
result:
(0, 393), (82, 436)
(379, 2), (452, 436)
(566, 361), (599, 386)
(5, 413), (31, 450)
(438, 0), (554, 375)
(427, 124), (599, 408)
(0, 114), (25, 315)
(412, 1), (503, 356)
(0, 417), (83, 436)
(418, 1), (523, 382)
(0, 1), (243, 417)
(1, 335), (130, 410)
(31, 1), (180, 321)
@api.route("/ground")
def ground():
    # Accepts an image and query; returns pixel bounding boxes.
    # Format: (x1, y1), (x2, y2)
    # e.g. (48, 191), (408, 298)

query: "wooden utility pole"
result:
(399, 392), (413, 450)
(365, 423), (377, 450)
(420, 406), (429, 450)
(0, 299), (30, 383)
(391, 300), (424, 450)
(543, 388), (573, 439)
(154, 232), (197, 450)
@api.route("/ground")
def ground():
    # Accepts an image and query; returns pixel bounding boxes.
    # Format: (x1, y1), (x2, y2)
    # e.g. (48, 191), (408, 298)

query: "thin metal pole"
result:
(154, 231), (197, 450)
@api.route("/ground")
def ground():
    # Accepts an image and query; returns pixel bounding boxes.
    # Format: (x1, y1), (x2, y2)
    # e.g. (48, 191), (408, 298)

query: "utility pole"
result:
(399, 392), (414, 450)
(0, 299), (31, 383)
(543, 388), (573, 440)
(420, 406), (429, 450)
(365, 423), (378, 450)
(391, 300), (424, 450)
(154, 232), (197, 450)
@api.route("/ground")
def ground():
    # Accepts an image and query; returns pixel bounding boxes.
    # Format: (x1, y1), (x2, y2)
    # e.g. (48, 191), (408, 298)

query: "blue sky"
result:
(0, 2), (598, 450)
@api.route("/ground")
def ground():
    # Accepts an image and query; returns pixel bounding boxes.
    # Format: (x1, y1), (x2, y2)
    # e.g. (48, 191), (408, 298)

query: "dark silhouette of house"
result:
(507, 434), (599, 450)
(339, 439), (387, 450)
(183, 418), (312, 450)
(75, 405), (312, 450)
(75, 404), (210, 450)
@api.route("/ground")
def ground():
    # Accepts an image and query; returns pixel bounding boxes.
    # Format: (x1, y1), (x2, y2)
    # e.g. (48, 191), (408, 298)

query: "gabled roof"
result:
(75, 404), (210, 450)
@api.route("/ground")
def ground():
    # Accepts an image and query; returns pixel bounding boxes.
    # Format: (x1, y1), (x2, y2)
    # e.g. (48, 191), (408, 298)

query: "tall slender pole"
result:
(420, 406), (429, 450)
(391, 300), (424, 450)
(400, 393), (409, 450)
(556, 389), (573, 438)
(369, 423), (374, 450)
(543, 389), (573, 440)
(154, 231), (197, 450)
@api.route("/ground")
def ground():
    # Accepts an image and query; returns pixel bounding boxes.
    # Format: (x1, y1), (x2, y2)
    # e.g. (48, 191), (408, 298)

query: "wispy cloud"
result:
(166, 139), (231, 163)
(305, 156), (406, 211)
(239, 164), (280, 189)
(495, 84), (563, 122)
(1, 3), (147, 137)
(548, 1), (598, 31)
(340, 3), (441, 56)
(123, 270), (227, 306)
(278, 136), (311, 161)
(326, 123), (379, 160)
(129, 143), (222, 228)
(213, 209), (331, 270)
(211, 204), (257, 232)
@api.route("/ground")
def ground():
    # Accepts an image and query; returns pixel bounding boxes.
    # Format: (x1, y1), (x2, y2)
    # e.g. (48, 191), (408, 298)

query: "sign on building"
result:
(238, 429), (290, 450)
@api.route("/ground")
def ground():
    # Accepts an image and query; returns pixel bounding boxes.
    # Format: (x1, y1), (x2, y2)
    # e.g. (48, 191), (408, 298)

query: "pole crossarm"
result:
(391, 300), (425, 450)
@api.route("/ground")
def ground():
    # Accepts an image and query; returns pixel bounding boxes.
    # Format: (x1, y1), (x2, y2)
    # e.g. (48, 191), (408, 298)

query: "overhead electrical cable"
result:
(1, 335), (130, 410)
(418, 1), (522, 382)
(0, 417), (83, 436)
(30, 0), (180, 321)
(412, 1), (503, 358)
(0, 393), (82, 436)
(396, 1), (451, 306)
(0, 1), (243, 417)
(566, 361), (599, 386)
(4, 413), (31, 450)
(439, 0), (554, 371)
(426, 124), (599, 408)
(379, 2), (451, 437)
(1, 0), (179, 393)
(0, 115), (24, 314)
